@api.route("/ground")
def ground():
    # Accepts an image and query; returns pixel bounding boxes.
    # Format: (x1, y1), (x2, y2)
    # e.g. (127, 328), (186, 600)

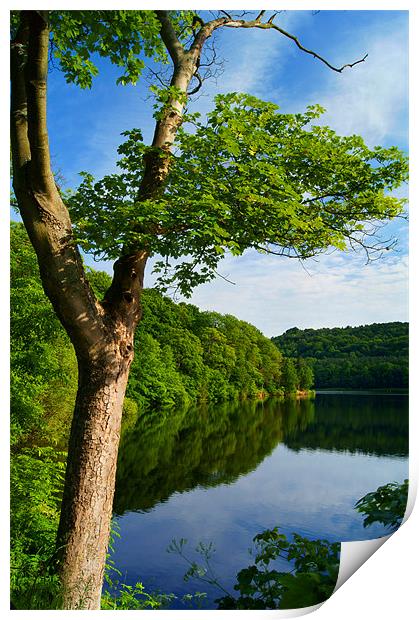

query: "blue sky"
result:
(11, 6), (410, 337)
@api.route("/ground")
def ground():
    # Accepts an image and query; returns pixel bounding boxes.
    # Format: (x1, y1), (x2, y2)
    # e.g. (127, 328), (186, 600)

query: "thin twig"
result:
(187, 72), (203, 96)
(215, 270), (236, 285)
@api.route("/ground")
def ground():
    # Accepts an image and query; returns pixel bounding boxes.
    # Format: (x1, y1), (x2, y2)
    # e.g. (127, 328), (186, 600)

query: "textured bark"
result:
(56, 354), (130, 609)
(55, 250), (148, 609)
(138, 11), (215, 201)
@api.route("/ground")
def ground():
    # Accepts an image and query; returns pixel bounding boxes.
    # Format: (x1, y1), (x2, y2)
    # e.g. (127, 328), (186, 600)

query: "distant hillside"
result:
(272, 322), (408, 389)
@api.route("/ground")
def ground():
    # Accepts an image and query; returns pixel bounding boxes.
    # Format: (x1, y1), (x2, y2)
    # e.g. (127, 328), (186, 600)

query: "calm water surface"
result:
(109, 392), (408, 607)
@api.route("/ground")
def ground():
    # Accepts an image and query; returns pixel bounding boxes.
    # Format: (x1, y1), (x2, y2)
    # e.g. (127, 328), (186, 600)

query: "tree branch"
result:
(10, 11), (112, 359)
(268, 23), (368, 72)
(186, 12), (367, 74)
(187, 71), (203, 95)
(155, 10), (185, 66)
(188, 17), (228, 58)
(10, 13), (30, 177)
(146, 66), (170, 89)
(267, 12), (280, 24)
(220, 15), (368, 73)
(255, 244), (318, 260)
(215, 270), (236, 286)
(25, 10), (56, 193)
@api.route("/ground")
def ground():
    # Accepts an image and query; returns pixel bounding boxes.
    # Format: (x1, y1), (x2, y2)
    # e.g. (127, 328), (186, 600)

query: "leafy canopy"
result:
(68, 92), (408, 296)
(10, 10), (197, 89)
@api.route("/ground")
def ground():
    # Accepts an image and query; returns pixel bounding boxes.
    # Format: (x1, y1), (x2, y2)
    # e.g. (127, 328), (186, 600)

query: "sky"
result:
(9, 6), (409, 337)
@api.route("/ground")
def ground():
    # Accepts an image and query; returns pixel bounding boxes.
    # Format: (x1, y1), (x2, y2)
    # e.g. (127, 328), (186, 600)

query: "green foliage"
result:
(126, 288), (296, 408)
(150, 84), (188, 121)
(68, 93), (407, 296)
(219, 529), (340, 610)
(10, 224), (71, 607)
(101, 580), (176, 610)
(11, 9), (200, 89)
(10, 9), (198, 86)
(10, 222), (78, 445)
(272, 322), (408, 389)
(10, 447), (66, 609)
(11, 447), (65, 549)
(102, 578), (207, 610)
(48, 11), (166, 88)
(170, 529), (340, 610)
(281, 358), (299, 393)
(355, 479), (408, 531)
(296, 358), (315, 390)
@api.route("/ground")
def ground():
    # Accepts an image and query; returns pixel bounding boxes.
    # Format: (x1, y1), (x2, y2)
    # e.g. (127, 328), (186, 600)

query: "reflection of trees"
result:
(284, 394), (408, 457)
(114, 394), (407, 516)
(114, 399), (314, 515)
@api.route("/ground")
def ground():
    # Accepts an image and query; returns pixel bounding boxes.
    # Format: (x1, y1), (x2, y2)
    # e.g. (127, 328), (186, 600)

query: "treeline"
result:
(272, 323), (408, 389)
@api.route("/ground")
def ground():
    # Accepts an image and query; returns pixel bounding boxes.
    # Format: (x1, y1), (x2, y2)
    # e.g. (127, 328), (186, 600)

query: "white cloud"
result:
(314, 17), (408, 145)
(160, 250), (408, 337)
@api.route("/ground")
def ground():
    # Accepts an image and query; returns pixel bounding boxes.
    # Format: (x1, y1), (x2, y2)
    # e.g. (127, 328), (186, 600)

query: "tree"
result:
(10, 10), (408, 609)
(296, 358), (314, 391)
(281, 358), (299, 393)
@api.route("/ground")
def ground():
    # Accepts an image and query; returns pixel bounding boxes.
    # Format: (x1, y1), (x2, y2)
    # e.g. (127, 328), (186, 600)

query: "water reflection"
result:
(114, 393), (408, 516)
(285, 393), (408, 457)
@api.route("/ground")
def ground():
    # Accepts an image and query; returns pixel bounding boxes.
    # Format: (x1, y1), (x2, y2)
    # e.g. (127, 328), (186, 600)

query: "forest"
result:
(272, 323), (408, 388)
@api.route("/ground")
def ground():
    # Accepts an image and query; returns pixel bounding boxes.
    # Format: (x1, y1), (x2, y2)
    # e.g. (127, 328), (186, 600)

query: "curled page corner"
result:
(333, 475), (416, 596)
(334, 534), (391, 593)
(403, 475), (417, 523)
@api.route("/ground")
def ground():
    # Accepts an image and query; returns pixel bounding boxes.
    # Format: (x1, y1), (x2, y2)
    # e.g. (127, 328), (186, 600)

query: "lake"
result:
(109, 391), (408, 608)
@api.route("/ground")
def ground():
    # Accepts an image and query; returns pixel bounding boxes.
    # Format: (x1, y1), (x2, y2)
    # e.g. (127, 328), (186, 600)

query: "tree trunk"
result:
(55, 350), (132, 609)
(53, 251), (147, 609)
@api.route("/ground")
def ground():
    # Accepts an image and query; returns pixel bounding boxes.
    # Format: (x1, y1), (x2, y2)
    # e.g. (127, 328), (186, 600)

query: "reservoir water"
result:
(109, 392), (408, 608)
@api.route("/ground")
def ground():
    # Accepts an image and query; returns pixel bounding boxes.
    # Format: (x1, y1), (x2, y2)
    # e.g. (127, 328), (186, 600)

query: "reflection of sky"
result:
(109, 444), (407, 608)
